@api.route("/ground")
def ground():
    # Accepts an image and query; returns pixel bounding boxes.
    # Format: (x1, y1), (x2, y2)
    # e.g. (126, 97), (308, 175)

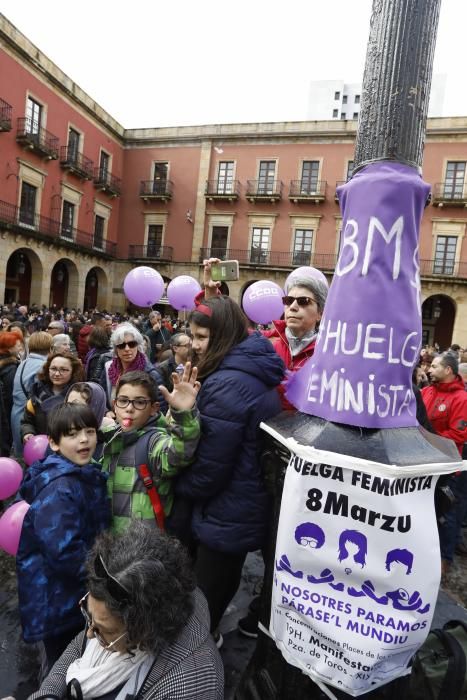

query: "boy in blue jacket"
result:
(16, 402), (110, 676)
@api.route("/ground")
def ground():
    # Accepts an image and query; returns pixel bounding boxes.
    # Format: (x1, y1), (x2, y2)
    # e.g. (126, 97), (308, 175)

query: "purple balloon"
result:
(167, 276), (202, 311)
(0, 500), (30, 556)
(23, 434), (49, 467)
(242, 280), (284, 324)
(0, 458), (23, 500)
(285, 266), (329, 291)
(123, 266), (165, 307)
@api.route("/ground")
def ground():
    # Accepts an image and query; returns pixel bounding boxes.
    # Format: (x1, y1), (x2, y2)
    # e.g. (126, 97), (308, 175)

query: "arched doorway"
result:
(84, 268), (99, 310)
(49, 259), (79, 310)
(422, 294), (456, 349)
(4, 250), (32, 305)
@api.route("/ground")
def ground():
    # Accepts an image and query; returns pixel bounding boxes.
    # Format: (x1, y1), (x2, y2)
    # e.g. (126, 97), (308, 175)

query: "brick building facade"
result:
(1, 15), (467, 346)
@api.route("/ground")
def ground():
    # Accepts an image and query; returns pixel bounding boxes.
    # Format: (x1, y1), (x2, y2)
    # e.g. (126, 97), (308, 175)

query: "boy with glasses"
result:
(16, 402), (110, 676)
(100, 367), (200, 534)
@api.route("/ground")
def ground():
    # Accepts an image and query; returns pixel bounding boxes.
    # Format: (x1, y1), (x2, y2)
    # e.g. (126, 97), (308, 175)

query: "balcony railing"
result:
(139, 180), (173, 201)
(246, 180), (282, 202)
(419, 258), (467, 278)
(0, 198), (116, 256)
(0, 98), (12, 131)
(16, 117), (59, 159)
(128, 244), (173, 261)
(205, 180), (240, 200)
(289, 180), (326, 202)
(335, 180), (347, 202)
(432, 182), (467, 207)
(199, 247), (338, 269)
(93, 167), (122, 197)
(59, 146), (94, 179)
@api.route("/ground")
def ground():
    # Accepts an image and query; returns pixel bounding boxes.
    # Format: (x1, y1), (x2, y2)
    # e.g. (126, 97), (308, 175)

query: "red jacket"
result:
(264, 320), (316, 410)
(77, 324), (92, 362)
(421, 376), (467, 454)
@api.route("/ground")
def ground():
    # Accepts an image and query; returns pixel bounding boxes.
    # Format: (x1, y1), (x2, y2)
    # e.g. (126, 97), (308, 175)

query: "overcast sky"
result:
(1, 0), (465, 128)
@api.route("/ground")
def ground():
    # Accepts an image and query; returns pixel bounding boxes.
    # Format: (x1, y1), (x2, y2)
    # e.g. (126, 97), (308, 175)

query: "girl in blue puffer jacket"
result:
(175, 292), (284, 644)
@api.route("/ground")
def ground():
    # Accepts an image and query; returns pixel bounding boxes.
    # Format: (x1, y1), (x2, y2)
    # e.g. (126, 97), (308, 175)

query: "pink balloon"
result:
(0, 458), (23, 500)
(23, 434), (49, 467)
(242, 280), (284, 324)
(167, 276), (202, 311)
(285, 266), (329, 291)
(0, 500), (30, 556)
(123, 266), (165, 307)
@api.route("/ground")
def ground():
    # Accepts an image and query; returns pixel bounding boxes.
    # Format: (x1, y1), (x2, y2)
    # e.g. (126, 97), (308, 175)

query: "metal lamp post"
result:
(235, 2), (463, 699)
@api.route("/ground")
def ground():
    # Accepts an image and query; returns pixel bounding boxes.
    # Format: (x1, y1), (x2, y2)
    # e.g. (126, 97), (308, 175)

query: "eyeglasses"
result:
(115, 340), (138, 350)
(49, 366), (72, 375)
(79, 592), (127, 650)
(115, 397), (153, 410)
(174, 342), (192, 348)
(282, 295), (317, 307)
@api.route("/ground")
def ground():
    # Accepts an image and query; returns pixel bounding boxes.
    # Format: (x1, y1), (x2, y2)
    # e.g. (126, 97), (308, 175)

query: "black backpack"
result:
(409, 620), (467, 699)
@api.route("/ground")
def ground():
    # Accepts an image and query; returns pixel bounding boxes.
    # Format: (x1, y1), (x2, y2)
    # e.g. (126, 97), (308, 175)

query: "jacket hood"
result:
(430, 375), (466, 394)
(19, 453), (106, 503)
(65, 382), (107, 425)
(0, 354), (19, 369)
(79, 324), (93, 338)
(218, 331), (284, 386)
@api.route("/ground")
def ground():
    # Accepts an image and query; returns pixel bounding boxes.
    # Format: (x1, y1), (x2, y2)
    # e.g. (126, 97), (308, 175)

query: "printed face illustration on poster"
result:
(269, 452), (440, 696)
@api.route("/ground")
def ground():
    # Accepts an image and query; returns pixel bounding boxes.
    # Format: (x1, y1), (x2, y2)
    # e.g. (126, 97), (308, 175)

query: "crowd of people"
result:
(0, 259), (466, 699)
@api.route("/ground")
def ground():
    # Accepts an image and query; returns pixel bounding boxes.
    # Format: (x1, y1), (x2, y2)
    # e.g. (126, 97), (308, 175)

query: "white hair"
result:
(110, 322), (145, 355)
(52, 333), (71, 349)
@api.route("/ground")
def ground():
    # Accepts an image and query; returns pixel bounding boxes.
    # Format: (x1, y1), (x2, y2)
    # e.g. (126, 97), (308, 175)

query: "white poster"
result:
(268, 443), (446, 697)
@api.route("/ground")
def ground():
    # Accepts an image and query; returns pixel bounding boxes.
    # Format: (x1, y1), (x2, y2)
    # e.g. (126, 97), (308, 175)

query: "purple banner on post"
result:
(286, 162), (430, 428)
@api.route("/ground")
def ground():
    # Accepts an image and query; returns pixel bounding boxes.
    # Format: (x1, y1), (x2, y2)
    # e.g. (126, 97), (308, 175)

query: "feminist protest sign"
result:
(265, 441), (444, 696)
(287, 162), (431, 429)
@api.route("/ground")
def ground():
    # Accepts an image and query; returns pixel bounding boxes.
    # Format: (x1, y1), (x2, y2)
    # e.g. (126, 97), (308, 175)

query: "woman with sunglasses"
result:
(29, 521), (224, 700)
(21, 351), (85, 445)
(266, 276), (328, 410)
(101, 322), (160, 409)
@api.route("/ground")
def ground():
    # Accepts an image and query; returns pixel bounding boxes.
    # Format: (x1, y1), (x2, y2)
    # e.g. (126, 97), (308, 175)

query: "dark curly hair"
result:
(86, 521), (195, 654)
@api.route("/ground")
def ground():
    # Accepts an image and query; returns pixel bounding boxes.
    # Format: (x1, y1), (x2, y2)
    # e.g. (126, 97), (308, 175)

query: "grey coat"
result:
(28, 588), (224, 700)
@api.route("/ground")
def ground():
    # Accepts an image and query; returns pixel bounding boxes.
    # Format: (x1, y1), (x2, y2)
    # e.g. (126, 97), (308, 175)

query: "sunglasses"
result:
(94, 554), (131, 603)
(282, 295), (316, 307)
(115, 340), (138, 350)
(79, 592), (127, 650)
(115, 397), (153, 410)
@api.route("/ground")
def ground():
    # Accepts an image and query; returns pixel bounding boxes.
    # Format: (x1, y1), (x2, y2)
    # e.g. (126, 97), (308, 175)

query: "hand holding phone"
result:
(210, 260), (239, 282)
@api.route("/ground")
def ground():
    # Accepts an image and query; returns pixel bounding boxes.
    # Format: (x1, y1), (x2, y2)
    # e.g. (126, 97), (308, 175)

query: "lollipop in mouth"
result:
(122, 418), (132, 428)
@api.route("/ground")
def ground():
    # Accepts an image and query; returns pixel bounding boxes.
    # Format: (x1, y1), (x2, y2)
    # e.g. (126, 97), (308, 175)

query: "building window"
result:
(61, 201), (75, 239)
(346, 161), (354, 181)
(342, 95), (348, 105)
(301, 161), (320, 194)
(444, 161), (466, 199)
(332, 109), (338, 118)
(68, 128), (80, 162)
(355, 94), (360, 104)
(99, 151), (110, 179)
(258, 161), (276, 194)
(153, 162), (168, 194)
(26, 97), (42, 134)
(293, 229), (313, 266)
(93, 214), (105, 250)
(211, 225), (229, 257)
(353, 112), (359, 119)
(217, 162), (234, 194)
(19, 182), (37, 226)
(147, 224), (163, 256)
(334, 91), (340, 100)
(341, 113), (346, 120)
(433, 235), (457, 275)
(250, 227), (270, 263)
